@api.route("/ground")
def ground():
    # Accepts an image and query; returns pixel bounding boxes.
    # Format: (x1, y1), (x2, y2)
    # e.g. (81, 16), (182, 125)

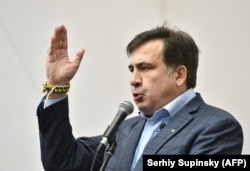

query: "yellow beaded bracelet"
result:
(42, 81), (70, 93)
(42, 81), (70, 109)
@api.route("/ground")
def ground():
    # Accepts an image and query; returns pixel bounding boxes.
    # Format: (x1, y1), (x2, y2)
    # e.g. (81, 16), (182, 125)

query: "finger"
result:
(49, 25), (68, 54)
(62, 26), (68, 50)
(52, 25), (65, 49)
(53, 26), (61, 50)
(48, 26), (61, 54)
(57, 25), (65, 49)
(73, 48), (85, 65)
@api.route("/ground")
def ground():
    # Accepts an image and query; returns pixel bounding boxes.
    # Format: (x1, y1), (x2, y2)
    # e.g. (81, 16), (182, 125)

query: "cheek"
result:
(155, 73), (174, 85)
(148, 77), (173, 93)
(150, 77), (175, 94)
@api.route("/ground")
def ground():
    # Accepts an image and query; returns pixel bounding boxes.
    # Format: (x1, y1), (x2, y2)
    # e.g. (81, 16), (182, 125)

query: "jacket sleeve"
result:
(189, 106), (244, 155)
(37, 97), (104, 171)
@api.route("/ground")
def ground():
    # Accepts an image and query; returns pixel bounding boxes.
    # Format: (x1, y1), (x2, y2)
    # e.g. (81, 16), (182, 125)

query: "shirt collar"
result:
(139, 88), (196, 119)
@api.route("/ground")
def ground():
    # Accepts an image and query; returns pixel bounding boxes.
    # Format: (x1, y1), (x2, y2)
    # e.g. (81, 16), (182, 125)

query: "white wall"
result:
(0, 0), (249, 170)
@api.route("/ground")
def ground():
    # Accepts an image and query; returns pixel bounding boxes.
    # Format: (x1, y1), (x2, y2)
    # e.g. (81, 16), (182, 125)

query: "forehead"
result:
(129, 39), (164, 64)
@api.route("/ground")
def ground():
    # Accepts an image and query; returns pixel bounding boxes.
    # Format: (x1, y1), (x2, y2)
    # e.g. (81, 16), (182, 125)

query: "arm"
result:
(190, 111), (243, 155)
(37, 25), (104, 170)
(37, 97), (104, 171)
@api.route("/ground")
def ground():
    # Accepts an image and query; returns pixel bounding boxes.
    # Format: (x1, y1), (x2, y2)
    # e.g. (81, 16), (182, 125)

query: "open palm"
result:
(46, 25), (84, 85)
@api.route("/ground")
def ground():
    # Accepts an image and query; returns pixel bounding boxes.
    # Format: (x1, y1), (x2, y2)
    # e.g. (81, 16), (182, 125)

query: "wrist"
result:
(46, 92), (67, 99)
(42, 81), (70, 108)
(42, 81), (70, 93)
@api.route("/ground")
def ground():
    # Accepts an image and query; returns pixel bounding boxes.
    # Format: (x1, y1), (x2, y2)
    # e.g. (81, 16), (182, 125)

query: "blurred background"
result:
(0, 0), (249, 170)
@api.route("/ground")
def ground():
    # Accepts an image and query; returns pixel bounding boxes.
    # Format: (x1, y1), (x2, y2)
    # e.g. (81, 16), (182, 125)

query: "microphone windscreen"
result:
(119, 101), (134, 115)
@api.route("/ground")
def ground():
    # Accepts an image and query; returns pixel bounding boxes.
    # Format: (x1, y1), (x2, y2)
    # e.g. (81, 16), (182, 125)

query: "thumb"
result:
(73, 48), (85, 65)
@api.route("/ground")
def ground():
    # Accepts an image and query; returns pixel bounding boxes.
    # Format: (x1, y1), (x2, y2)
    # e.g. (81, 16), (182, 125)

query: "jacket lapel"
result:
(133, 93), (204, 170)
(144, 110), (193, 154)
(117, 118), (146, 170)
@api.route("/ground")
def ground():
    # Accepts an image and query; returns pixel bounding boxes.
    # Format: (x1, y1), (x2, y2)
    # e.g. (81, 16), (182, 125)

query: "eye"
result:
(140, 65), (152, 72)
(141, 66), (150, 71)
(128, 66), (134, 73)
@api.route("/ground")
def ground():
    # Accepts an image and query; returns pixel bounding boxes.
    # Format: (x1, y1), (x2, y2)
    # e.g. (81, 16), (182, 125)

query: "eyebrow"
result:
(128, 62), (154, 69)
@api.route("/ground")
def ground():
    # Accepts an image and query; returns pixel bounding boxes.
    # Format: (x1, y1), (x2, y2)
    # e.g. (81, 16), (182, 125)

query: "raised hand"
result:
(46, 25), (85, 85)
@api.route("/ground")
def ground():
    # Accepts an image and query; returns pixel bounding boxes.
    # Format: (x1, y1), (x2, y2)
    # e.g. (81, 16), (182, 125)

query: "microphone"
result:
(96, 101), (134, 152)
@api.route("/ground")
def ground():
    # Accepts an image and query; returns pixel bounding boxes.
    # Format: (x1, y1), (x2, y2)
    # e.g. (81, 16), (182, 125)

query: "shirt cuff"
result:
(43, 95), (67, 108)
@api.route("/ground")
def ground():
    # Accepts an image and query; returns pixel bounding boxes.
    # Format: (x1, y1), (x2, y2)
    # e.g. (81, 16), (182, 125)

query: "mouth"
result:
(133, 92), (143, 101)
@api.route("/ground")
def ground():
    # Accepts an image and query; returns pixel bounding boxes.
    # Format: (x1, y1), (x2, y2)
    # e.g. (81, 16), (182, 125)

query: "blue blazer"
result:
(37, 93), (243, 171)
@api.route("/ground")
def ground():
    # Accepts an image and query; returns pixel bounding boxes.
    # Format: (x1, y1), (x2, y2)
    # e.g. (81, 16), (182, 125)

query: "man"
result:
(37, 24), (243, 171)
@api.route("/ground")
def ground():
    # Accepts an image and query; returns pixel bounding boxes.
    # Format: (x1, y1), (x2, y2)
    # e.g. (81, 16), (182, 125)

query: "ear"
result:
(175, 65), (187, 87)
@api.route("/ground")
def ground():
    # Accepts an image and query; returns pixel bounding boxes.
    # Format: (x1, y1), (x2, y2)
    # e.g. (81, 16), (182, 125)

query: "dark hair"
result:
(126, 24), (199, 88)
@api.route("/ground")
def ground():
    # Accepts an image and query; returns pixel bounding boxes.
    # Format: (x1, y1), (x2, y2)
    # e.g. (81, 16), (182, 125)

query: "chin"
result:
(136, 102), (152, 114)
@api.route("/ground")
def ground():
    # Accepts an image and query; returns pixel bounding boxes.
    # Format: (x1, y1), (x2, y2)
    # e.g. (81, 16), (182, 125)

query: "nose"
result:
(130, 70), (141, 87)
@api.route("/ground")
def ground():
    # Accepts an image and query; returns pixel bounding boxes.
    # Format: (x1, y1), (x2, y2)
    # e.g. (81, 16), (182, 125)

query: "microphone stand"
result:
(99, 141), (117, 171)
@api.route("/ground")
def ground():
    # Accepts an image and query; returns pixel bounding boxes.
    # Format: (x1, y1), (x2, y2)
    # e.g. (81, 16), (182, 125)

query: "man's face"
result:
(128, 39), (179, 116)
